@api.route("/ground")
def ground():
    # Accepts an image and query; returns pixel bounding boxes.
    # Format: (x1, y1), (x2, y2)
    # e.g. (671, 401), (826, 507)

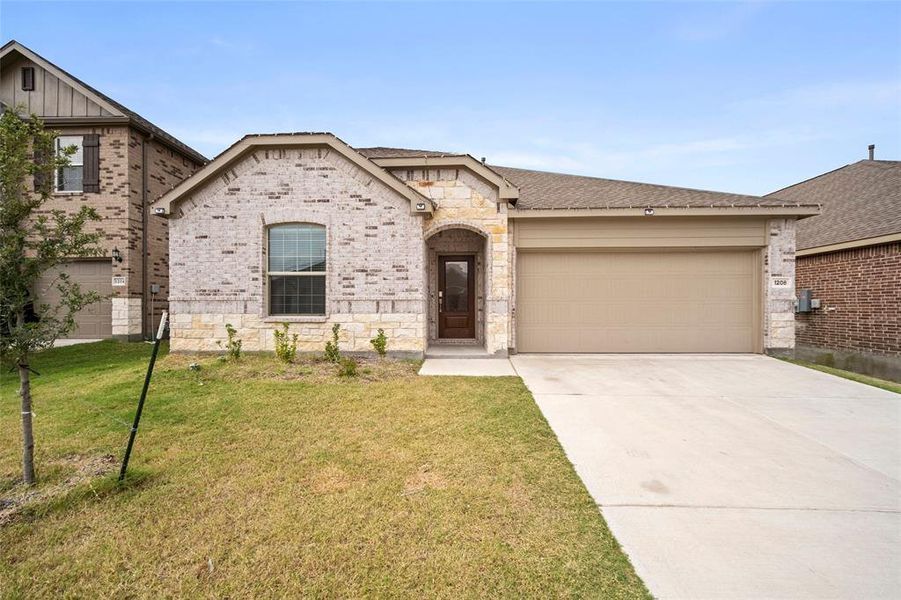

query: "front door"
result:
(438, 255), (475, 339)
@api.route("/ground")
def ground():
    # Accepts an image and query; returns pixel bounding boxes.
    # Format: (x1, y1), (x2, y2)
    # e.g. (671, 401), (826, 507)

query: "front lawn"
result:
(0, 341), (648, 598)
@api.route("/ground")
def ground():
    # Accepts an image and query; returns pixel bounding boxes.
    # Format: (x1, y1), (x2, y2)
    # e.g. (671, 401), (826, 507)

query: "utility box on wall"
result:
(797, 289), (813, 313)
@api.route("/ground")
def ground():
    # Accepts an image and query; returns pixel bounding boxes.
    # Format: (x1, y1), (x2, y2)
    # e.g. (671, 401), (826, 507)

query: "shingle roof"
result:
(356, 146), (811, 210)
(1, 40), (207, 165)
(357, 146), (460, 159)
(766, 160), (901, 250)
(492, 165), (809, 210)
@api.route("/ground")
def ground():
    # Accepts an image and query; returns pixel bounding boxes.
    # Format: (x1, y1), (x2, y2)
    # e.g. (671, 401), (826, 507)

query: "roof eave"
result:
(39, 116), (207, 164)
(509, 206), (821, 218)
(152, 133), (434, 215)
(797, 232), (901, 256)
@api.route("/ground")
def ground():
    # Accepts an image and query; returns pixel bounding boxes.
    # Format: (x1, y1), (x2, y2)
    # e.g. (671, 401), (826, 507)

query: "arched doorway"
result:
(425, 227), (489, 347)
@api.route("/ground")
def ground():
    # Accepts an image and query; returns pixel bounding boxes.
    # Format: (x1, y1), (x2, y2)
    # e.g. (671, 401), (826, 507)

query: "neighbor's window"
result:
(55, 135), (84, 192)
(268, 223), (326, 315)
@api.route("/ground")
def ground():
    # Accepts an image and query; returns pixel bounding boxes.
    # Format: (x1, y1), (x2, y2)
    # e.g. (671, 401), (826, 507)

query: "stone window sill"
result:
(263, 315), (328, 323)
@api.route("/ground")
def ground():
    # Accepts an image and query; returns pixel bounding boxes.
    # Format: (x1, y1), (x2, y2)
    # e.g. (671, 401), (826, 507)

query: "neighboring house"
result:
(766, 154), (901, 380)
(151, 133), (818, 357)
(0, 40), (206, 340)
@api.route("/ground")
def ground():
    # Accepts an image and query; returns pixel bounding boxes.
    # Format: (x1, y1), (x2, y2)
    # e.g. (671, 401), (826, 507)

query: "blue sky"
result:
(3, 1), (899, 195)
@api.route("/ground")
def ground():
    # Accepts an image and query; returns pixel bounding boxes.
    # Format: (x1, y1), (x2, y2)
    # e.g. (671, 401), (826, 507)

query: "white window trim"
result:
(54, 135), (84, 194)
(265, 224), (328, 317)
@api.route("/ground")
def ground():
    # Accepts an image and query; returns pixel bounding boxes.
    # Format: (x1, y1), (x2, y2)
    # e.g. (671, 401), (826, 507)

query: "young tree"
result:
(0, 107), (102, 485)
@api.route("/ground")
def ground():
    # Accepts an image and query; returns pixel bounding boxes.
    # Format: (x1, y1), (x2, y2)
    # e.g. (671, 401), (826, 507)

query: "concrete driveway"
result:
(511, 354), (900, 600)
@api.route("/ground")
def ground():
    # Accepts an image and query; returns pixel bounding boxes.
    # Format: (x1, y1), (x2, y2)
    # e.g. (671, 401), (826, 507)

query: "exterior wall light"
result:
(112, 247), (123, 263)
(644, 208), (655, 216)
(415, 202), (427, 211)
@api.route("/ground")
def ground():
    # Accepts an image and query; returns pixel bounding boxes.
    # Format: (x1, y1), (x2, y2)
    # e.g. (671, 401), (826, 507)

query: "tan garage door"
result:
(34, 260), (112, 339)
(516, 250), (759, 353)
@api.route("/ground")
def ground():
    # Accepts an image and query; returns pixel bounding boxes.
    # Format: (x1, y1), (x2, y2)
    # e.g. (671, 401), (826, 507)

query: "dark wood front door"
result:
(438, 255), (475, 339)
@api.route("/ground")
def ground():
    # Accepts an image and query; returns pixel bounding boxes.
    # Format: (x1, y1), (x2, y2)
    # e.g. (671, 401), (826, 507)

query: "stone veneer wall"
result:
(390, 168), (510, 356)
(169, 147), (426, 354)
(763, 217), (797, 351)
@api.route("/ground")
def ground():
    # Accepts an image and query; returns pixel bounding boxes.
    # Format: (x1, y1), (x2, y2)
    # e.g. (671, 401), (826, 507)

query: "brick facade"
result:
(167, 150), (798, 357)
(33, 124), (201, 339)
(796, 242), (901, 357)
(168, 147), (427, 353)
(125, 132), (200, 336)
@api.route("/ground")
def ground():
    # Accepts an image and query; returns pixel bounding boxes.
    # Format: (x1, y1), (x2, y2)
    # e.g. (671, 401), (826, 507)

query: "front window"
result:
(268, 223), (326, 315)
(55, 135), (83, 192)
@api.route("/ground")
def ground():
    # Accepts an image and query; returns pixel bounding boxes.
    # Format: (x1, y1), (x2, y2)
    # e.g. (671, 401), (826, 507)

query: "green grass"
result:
(0, 341), (649, 598)
(779, 358), (901, 394)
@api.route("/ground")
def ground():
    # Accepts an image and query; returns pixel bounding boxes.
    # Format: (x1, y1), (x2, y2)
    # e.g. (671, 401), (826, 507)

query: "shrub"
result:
(337, 357), (358, 377)
(324, 323), (341, 363)
(370, 328), (388, 357)
(273, 323), (298, 363)
(216, 323), (242, 360)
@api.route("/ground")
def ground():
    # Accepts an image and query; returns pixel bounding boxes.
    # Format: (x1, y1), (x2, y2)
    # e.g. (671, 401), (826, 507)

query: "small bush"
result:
(216, 323), (242, 360)
(370, 328), (388, 357)
(337, 357), (358, 377)
(273, 323), (298, 363)
(324, 323), (341, 363)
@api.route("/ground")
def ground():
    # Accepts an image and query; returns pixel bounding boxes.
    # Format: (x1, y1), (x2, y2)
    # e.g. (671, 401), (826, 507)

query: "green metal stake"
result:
(119, 311), (167, 482)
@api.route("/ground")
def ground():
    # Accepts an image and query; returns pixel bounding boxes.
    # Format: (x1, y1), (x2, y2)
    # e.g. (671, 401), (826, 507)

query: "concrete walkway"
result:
(53, 338), (103, 347)
(511, 354), (901, 600)
(418, 358), (516, 376)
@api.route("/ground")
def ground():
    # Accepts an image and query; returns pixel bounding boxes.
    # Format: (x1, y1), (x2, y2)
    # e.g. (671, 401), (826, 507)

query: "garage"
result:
(513, 217), (765, 353)
(34, 260), (113, 339)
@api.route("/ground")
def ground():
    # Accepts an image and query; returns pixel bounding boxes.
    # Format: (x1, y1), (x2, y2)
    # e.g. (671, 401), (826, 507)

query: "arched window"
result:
(268, 223), (326, 315)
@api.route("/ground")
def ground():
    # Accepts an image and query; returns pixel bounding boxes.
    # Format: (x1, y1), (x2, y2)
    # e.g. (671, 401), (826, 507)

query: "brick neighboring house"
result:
(151, 133), (819, 357)
(1, 40), (206, 340)
(767, 154), (901, 381)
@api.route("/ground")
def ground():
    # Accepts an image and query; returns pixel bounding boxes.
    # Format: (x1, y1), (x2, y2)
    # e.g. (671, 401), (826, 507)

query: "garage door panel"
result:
(516, 250), (757, 353)
(34, 260), (112, 339)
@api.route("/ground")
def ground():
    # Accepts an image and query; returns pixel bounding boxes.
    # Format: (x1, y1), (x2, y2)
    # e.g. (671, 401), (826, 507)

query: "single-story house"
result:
(152, 133), (819, 357)
(766, 152), (901, 380)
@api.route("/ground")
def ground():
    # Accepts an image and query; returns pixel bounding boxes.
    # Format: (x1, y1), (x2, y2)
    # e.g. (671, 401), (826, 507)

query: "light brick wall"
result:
(764, 218), (797, 350)
(169, 147), (427, 354)
(796, 242), (901, 356)
(391, 168), (511, 355)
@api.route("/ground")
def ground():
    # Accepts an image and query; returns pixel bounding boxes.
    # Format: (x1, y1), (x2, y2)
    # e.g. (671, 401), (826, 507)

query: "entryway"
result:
(438, 255), (475, 338)
(425, 227), (487, 347)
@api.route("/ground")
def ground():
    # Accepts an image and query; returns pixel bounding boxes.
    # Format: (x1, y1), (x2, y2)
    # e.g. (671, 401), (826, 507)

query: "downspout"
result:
(141, 133), (154, 339)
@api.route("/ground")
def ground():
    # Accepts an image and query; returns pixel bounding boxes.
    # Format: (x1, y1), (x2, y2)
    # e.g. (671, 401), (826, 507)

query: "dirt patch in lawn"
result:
(0, 454), (117, 526)
(160, 353), (421, 384)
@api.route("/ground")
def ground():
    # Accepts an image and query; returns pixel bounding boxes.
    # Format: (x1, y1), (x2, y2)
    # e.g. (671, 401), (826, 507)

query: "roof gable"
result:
(0, 40), (206, 164)
(152, 133), (434, 215)
(357, 148), (520, 200)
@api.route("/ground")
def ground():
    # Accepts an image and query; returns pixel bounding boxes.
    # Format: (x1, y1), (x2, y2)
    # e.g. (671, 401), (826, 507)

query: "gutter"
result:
(508, 205), (821, 218)
(41, 116), (207, 166)
(796, 232), (901, 256)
